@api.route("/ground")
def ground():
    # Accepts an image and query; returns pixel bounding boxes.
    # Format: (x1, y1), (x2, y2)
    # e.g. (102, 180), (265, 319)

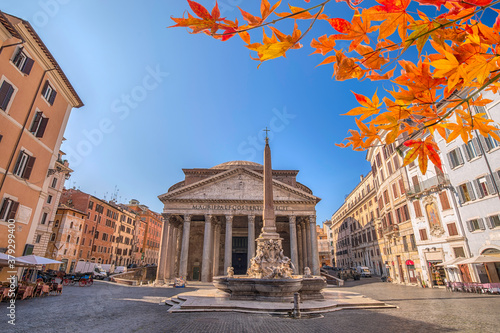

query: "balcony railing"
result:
(406, 174), (450, 196)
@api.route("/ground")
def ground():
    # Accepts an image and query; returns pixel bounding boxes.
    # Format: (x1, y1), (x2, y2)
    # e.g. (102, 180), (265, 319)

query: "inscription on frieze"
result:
(191, 204), (288, 211)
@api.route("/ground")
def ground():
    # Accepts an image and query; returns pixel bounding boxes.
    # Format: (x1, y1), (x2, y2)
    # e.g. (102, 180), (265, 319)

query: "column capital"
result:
(289, 215), (296, 224)
(184, 214), (192, 223)
(248, 215), (255, 223)
(162, 213), (171, 222)
(225, 215), (233, 223)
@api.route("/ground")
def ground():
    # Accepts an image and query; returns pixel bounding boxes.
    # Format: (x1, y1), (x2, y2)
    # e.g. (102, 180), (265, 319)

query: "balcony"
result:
(407, 174), (450, 197)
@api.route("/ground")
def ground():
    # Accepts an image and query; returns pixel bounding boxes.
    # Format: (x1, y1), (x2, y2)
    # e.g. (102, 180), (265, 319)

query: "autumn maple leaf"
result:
(342, 91), (382, 120)
(403, 137), (442, 174)
(365, 0), (414, 40)
(329, 9), (376, 52)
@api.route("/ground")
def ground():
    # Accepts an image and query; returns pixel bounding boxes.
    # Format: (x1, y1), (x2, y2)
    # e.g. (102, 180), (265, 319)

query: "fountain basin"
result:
(213, 276), (326, 302)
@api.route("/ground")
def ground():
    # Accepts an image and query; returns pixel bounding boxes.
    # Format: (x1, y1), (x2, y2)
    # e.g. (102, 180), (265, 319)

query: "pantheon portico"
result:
(157, 161), (321, 282)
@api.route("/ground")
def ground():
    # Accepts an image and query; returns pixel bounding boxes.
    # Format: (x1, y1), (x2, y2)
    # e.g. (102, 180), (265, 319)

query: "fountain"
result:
(213, 132), (326, 302)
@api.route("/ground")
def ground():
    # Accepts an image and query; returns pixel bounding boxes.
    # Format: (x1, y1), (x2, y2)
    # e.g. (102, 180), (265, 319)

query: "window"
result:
(47, 195), (53, 204)
(412, 175), (420, 193)
(387, 211), (394, 225)
(29, 111), (49, 138)
(482, 132), (500, 152)
(399, 179), (405, 194)
(419, 228), (428, 241)
(473, 175), (497, 198)
(51, 178), (58, 188)
(387, 161), (393, 175)
(35, 234), (41, 243)
(40, 212), (48, 225)
(393, 156), (400, 170)
(439, 191), (451, 210)
(392, 183), (399, 199)
(447, 223), (458, 236)
(486, 214), (500, 229)
(383, 190), (389, 205)
(88, 201), (94, 210)
(41, 81), (57, 105)
(376, 153), (382, 167)
(462, 139), (482, 161)
(50, 233), (56, 241)
(11, 48), (34, 75)
(410, 234), (417, 250)
(0, 81), (15, 111)
(413, 201), (423, 217)
(0, 198), (19, 221)
(13, 150), (36, 180)
(403, 235), (409, 252)
(457, 182), (476, 203)
(447, 148), (464, 169)
(467, 218), (485, 232)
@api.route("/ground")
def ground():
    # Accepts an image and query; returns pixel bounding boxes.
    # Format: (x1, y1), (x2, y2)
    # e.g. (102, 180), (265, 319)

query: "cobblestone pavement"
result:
(1, 278), (499, 333)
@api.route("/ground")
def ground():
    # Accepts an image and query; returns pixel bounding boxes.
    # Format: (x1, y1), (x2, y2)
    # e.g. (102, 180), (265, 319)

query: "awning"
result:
(406, 260), (414, 266)
(15, 255), (63, 265)
(0, 253), (34, 267)
(459, 255), (500, 265)
(436, 257), (466, 268)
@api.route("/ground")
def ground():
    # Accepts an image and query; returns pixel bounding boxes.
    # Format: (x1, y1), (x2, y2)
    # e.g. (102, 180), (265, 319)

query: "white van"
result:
(356, 266), (372, 277)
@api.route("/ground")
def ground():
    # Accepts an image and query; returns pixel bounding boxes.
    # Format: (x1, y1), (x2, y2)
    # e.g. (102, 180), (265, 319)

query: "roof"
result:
(211, 160), (263, 170)
(0, 11), (22, 40)
(2, 12), (83, 108)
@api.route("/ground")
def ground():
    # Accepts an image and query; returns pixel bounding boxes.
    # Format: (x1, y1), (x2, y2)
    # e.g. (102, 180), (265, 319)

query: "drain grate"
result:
(268, 313), (324, 320)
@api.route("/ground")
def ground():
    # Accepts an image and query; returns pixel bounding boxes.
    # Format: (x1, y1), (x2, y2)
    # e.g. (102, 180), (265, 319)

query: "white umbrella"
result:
(459, 255), (500, 265)
(16, 255), (63, 265)
(0, 253), (33, 267)
(437, 257), (466, 267)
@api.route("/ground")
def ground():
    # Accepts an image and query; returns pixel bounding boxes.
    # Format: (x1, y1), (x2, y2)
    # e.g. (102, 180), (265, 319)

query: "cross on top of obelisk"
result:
(263, 127), (270, 144)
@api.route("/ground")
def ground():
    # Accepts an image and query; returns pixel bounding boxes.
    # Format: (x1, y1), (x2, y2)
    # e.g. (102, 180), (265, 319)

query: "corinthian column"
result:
(301, 219), (309, 270)
(297, 224), (304, 272)
(178, 215), (191, 279)
(289, 215), (299, 274)
(247, 215), (255, 267)
(156, 214), (171, 283)
(201, 214), (213, 282)
(224, 215), (233, 274)
(213, 221), (221, 276)
(309, 215), (320, 275)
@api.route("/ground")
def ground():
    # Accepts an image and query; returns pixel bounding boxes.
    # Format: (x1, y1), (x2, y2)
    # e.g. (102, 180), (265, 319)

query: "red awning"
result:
(406, 260), (414, 266)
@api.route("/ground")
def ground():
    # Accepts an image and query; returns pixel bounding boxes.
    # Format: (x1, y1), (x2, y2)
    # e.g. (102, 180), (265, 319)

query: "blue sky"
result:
(2, 0), (401, 223)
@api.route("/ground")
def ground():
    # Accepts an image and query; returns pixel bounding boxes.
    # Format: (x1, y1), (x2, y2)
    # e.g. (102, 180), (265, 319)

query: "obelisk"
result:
(258, 129), (280, 241)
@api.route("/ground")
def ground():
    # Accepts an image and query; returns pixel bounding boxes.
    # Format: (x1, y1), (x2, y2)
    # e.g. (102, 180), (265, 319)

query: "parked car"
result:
(338, 268), (361, 280)
(114, 266), (127, 274)
(356, 266), (372, 277)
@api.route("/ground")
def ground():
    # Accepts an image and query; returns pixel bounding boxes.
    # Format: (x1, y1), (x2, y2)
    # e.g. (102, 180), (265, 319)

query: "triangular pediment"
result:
(159, 168), (319, 203)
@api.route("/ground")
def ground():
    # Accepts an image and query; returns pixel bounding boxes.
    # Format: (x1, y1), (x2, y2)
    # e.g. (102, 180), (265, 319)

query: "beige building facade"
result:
(157, 161), (321, 282)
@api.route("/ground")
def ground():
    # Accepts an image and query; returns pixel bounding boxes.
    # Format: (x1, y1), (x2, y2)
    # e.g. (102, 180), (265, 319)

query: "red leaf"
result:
(329, 18), (351, 33)
(187, 0), (212, 20)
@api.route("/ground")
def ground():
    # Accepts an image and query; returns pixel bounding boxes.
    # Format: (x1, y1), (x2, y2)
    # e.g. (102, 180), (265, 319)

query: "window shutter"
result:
(466, 220), (473, 232)
(466, 182), (476, 200)
(48, 90), (57, 105)
(22, 57), (34, 75)
(439, 191), (451, 210)
(7, 201), (19, 220)
(12, 151), (23, 175)
(478, 218), (486, 230)
(462, 144), (471, 161)
(472, 138), (483, 156)
(11, 47), (22, 62)
(473, 179), (484, 199)
(36, 117), (49, 138)
(493, 171), (500, 191)
(22, 156), (36, 179)
(486, 216), (494, 229)
(30, 111), (42, 133)
(0, 198), (10, 219)
(485, 175), (497, 195)
(456, 148), (464, 165)
(0, 81), (14, 110)
(446, 152), (454, 169)
(479, 135), (492, 152)
(41, 80), (49, 96)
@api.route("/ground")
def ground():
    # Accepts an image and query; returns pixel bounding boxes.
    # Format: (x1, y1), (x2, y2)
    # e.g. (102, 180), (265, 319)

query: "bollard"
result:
(293, 292), (301, 318)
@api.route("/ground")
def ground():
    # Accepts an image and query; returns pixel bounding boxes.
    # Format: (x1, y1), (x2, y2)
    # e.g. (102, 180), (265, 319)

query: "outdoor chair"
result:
(33, 284), (43, 297)
(56, 283), (63, 295)
(16, 285), (27, 299)
(41, 284), (50, 296)
(2, 287), (12, 301)
(22, 286), (34, 300)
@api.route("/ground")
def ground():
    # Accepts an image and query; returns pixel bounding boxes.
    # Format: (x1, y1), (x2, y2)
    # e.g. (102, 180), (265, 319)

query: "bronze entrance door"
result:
(232, 237), (248, 275)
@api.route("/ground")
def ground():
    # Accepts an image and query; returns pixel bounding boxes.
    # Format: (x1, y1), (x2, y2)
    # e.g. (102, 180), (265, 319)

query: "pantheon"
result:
(157, 160), (321, 282)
